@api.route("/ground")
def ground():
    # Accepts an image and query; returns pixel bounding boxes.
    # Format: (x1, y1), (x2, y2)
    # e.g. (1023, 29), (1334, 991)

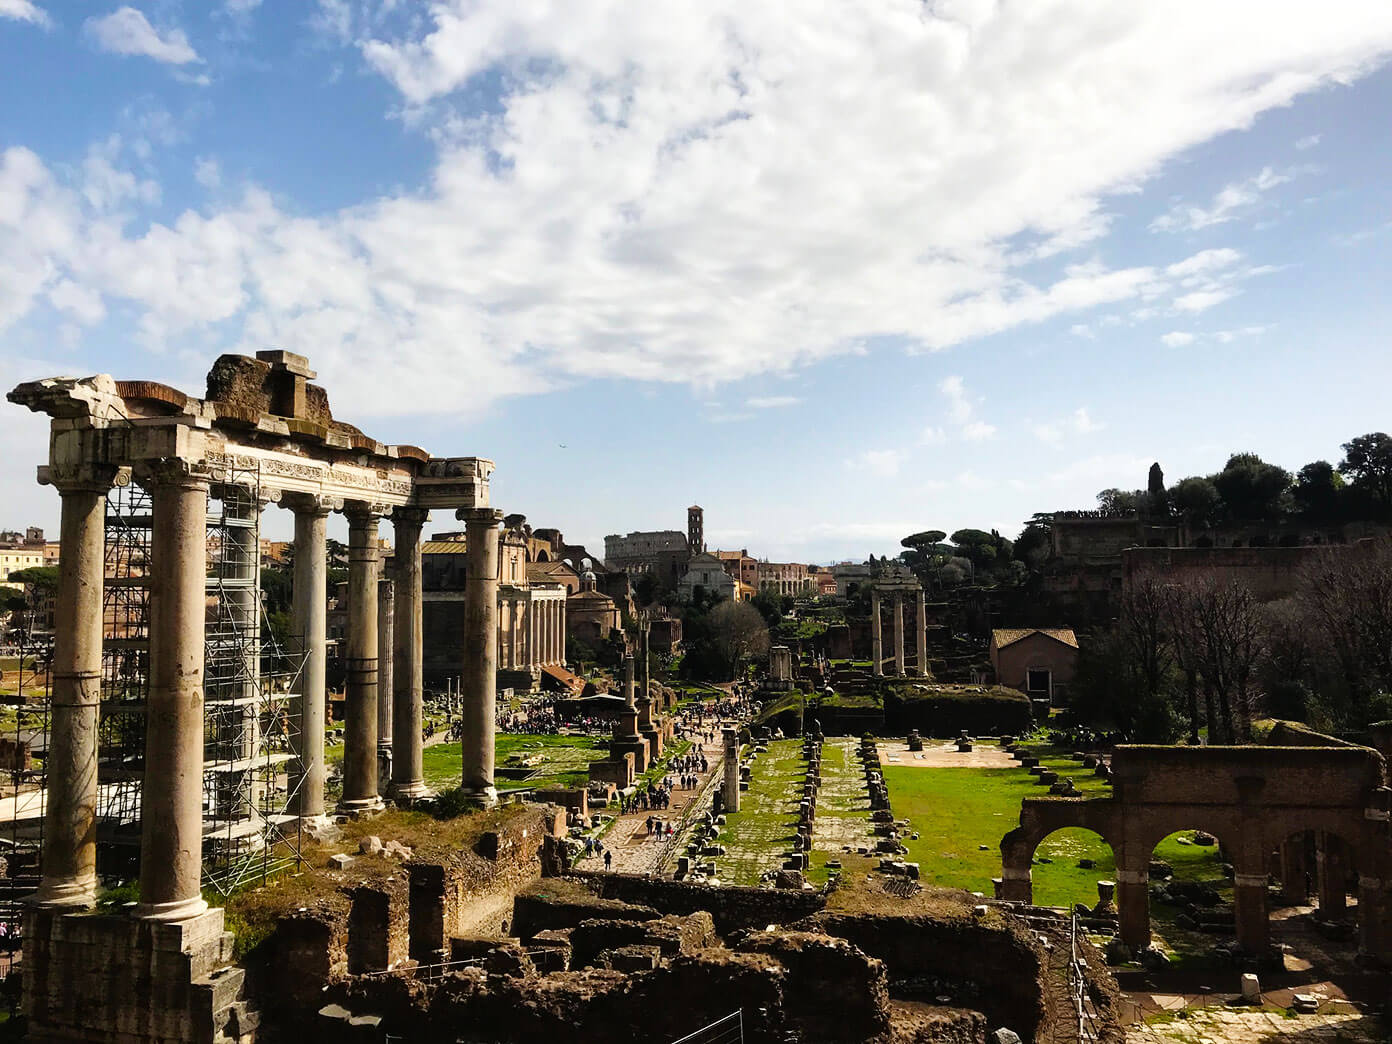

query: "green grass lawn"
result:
(884, 753), (1235, 961)
(421, 733), (609, 793)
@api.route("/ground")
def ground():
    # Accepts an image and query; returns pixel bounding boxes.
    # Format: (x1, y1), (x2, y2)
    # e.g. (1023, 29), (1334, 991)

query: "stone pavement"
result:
(878, 739), (1015, 769)
(1126, 1007), (1386, 1042)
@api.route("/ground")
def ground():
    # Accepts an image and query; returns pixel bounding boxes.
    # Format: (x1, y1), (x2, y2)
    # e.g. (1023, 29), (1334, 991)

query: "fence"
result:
(667, 1009), (743, 1044)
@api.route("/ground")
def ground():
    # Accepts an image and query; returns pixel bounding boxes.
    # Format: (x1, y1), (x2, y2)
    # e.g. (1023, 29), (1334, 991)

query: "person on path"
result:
(604, 849), (612, 870)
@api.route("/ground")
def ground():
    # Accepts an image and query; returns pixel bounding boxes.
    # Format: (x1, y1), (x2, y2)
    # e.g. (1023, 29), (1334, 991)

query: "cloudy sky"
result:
(3, 2), (1392, 562)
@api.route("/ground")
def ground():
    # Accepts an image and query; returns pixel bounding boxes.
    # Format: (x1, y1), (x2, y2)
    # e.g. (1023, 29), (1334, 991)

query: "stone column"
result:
(892, 592), (905, 677)
(639, 625), (651, 702)
(391, 508), (429, 800)
(1115, 868), (1151, 951)
(722, 727), (740, 813)
(871, 589), (883, 677)
(916, 588), (929, 678)
(340, 503), (384, 812)
(377, 568), (395, 796)
(623, 654), (636, 707)
(460, 508), (502, 805)
(1280, 834), (1311, 904)
(1316, 832), (1348, 917)
(31, 466), (118, 908)
(1233, 872), (1270, 953)
(1357, 877), (1391, 963)
(137, 460), (211, 922)
(287, 494), (333, 819)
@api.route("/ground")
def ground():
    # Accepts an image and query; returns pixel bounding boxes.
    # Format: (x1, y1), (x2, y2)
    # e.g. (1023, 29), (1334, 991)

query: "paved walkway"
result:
(577, 714), (733, 876)
(878, 739), (1015, 769)
(1126, 1007), (1384, 1042)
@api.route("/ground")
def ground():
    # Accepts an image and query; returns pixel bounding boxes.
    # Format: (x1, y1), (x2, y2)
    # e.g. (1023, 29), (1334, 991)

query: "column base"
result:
(459, 785), (498, 808)
(338, 796), (386, 816)
(28, 876), (97, 910)
(389, 780), (433, 802)
(134, 894), (209, 923)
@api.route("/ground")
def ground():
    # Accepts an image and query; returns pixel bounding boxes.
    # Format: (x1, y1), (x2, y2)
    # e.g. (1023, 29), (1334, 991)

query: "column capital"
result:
(134, 457), (214, 491)
(282, 491), (341, 517)
(39, 462), (130, 495)
(344, 500), (391, 522)
(458, 506), (504, 527)
(393, 506), (431, 530)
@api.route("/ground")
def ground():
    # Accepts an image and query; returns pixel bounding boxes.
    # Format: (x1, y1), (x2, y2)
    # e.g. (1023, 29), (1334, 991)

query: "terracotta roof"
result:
(992, 628), (1078, 650)
(568, 589), (616, 605)
(541, 664), (585, 693)
(422, 541), (469, 554)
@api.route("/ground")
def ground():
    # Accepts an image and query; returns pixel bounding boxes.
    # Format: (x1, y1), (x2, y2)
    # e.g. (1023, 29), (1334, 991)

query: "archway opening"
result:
(1029, 827), (1115, 911)
(1146, 829), (1235, 961)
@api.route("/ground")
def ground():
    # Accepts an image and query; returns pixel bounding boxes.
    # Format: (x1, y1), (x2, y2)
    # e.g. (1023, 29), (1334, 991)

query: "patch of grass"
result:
(717, 739), (806, 885)
(421, 733), (609, 793)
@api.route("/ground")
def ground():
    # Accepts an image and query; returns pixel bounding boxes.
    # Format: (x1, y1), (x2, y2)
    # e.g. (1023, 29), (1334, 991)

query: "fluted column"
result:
(31, 465), (120, 909)
(893, 592), (905, 677)
(391, 508), (429, 800)
(340, 503), (385, 812)
(871, 589), (883, 677)
(136, 460), (211, 922)
(460, 508), (502, 805)
(639, 624), (650, 701)
(377, 568), (395, 796)
(287, 494), (334, 819)
(916, 588), (929, 678)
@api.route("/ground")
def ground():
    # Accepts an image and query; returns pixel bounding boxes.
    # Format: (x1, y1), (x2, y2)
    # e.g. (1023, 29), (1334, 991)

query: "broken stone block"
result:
(328, 853), (355, 870)
(358, 835), (383, 855)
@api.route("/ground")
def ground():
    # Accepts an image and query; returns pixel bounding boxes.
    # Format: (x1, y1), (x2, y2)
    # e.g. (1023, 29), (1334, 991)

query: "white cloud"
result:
(938, 376), (996, 441)
(1151, 167), (1291, 232)
(0, 0), (49, 26)
(1174, 289), (1235, 312)
(745, 395), (800, 409)
(224, 0), (262, 11)
(1071, 407), (1102, 434)
(1069, 323), (1094, 338)
(1033, 407), (1102, 442)
(1165, 248), (1242, 278)
(961, 420), (997, 442)
(851, 450), (906, 479)
(919, 426), (947, 446)
(3, 4), (1392, 417)
(1294, 134), (1321, 150)
(1161, 331), (1195, 346)
(193, 157), (221, 190)
(85, 7), (200, 65)
(1213, 325), (1267, 342)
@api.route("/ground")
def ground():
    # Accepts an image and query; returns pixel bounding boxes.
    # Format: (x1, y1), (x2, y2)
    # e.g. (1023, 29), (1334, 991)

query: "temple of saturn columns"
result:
(8, 350), (504, 923)
(869, 578), (929, 678)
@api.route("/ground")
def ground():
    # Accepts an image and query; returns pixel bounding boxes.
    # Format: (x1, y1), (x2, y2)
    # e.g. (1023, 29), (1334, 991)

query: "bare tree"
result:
(1296, 540), (1392, 720)
(707, 601), (771, 679)
(1166, 576), (1265, 743)
(1117, 572), (1172, 701)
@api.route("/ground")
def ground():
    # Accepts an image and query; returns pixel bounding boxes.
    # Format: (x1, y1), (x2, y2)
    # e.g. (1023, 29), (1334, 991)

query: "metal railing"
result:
(667, 1009), (743, 1044)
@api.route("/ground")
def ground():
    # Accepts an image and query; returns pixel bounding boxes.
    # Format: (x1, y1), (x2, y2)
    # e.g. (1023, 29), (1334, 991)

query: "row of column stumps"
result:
(870, 587), (930, 678)
(32, 462), (504, 921)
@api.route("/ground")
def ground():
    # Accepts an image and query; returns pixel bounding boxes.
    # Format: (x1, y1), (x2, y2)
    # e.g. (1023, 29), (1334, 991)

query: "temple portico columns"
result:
(871, 590), (883, 677)
(286, 494), (335, 819)
(377, 568), (395, 795)
(31, 465), (121, 909)
(136, 460), (212, 922)
(460, 508), (502, 805)
(1115, 867), (1151, 951)
(916, 589), (929, 678)
(892, 593), (905, 677)
(391, 508), (430, 800)
(340, 503), (386, 812)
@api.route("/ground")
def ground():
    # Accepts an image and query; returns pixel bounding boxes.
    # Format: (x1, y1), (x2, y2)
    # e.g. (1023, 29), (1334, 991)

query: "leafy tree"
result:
(1146, 462), (1169, 515)
(1096, 488), (1143, 514)
(5, 566), (58, 591)
(950, 528), (1013, 575)
(1292, 461), (1345, 522)
(1212, 452), (1291, 521)
(1013, 516), (1052, 571)
(750, 589), (784, 630)
(1338, 432), (1392, 517)
(1169, 476), (1222, 527)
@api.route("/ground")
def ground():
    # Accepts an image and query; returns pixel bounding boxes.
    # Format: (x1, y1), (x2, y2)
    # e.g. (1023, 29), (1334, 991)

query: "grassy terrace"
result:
(716, 739), (805, 885)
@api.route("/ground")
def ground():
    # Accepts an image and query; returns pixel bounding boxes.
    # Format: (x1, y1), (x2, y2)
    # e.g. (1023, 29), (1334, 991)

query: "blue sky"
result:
(3, 1), (1392, 562)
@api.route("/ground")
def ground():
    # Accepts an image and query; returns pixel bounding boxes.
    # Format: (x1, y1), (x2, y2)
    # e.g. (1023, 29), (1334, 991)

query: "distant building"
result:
(989, 628), (1079, 704)
(567, 569), (623, 645)
(0, 529), (49, 592)
(714, 549), (758, 590)
(756, 561), (813, 597)
(678, 552), (739, 602)
(604, 529), (689, 573)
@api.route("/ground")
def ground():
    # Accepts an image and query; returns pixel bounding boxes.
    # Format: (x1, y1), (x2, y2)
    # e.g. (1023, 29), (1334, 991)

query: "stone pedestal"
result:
(460, 508), (503, 806)
(137, 461), (211, 922)
(998, 867), (1032, 904)
(340, 504), (384, 813)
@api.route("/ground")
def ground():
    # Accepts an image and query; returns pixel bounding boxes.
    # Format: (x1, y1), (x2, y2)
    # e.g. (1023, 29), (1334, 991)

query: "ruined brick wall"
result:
(798, 910), (1047, 1038)
(1121, 545), (1321, 602)
(569, 872), (826, 934)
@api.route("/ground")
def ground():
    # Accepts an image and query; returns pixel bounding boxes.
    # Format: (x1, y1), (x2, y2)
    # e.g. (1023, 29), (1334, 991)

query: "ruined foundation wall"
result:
(565, 872), (825, 934)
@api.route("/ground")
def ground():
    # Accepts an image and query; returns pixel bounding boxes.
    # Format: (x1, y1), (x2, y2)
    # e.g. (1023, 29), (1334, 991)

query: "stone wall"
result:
(563, 872), (826, 935)
(1121, 545), (1322, 602)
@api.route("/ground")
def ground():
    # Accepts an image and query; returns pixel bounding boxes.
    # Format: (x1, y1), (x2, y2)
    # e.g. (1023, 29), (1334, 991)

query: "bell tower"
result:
(687, 505), (705, 554)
